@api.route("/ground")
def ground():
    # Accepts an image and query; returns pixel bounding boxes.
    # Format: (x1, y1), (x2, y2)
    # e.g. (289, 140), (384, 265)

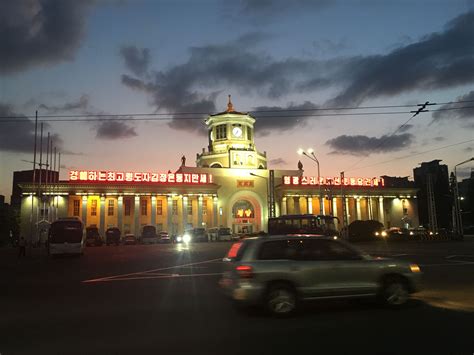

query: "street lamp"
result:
(453, 157), (474, 238)
(298, 148), (323, 214)
(250, 172), (270, 220)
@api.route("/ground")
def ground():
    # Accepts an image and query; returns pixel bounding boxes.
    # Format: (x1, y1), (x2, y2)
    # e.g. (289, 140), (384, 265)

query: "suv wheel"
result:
(265, 284), (297, 316)
(382, 277), (409, 307)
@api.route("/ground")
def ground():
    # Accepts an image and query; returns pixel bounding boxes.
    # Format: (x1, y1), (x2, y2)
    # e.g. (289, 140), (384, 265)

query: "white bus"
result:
(49, 218), (85, 256)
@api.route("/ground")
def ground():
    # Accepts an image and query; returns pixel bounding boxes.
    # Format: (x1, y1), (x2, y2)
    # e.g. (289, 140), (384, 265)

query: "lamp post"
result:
(250, 172), (270, 221)
(453, 157), (474, 238)
(298, 148), (323, 215)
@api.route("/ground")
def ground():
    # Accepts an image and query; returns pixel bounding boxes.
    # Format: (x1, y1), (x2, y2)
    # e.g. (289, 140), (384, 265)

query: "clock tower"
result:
(196, 96), (267, 169)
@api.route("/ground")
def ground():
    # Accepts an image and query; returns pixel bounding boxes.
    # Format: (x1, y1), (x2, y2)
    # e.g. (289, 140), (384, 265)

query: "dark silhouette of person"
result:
(18, 237), (26, 258)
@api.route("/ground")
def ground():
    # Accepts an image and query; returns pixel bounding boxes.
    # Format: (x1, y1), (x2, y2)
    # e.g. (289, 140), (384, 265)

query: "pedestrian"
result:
(18, 237), (26, 258)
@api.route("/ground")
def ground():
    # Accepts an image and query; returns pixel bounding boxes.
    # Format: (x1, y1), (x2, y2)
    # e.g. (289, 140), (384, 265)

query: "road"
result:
(1, 239), (473, 355)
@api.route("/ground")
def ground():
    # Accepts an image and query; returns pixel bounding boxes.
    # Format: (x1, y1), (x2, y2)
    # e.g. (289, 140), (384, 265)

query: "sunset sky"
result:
(1, 0), (474, 201)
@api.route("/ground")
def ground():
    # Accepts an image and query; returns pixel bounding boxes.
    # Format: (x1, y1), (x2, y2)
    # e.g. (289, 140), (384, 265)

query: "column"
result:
(198, 196), (203, 227)
(356, 198), (361, 220)
(378, 197), (385, 226)
(332, 197), (339, 229)
(167, 196), (172, 233)
(118, 196), (123, 232)
(345, 199), (350, 223)
(100, 196), (106, 237)
(151, 196), (156, 227)
(81, 196), (88, 226)
(281, 197), (287, 216)
(134, 195), (140, 236)
(321, 197), (326, 215)
(182, 196), (188, 232)
(307, 197), (313, 214)
(213, 197), (218, 227)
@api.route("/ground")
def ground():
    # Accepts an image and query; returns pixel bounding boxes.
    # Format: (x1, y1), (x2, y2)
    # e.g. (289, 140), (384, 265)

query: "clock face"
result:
(232, 126), (242, 137)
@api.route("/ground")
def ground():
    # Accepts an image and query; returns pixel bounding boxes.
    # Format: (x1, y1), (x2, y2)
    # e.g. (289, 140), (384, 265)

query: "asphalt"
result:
(1, 239), (473, 355)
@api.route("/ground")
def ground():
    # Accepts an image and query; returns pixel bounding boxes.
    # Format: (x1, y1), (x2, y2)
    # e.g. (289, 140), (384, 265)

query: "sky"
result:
(1, 0), (474, 202)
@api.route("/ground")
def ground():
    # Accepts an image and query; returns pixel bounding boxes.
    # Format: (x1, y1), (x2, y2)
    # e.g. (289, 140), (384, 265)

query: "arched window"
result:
(210, 163), (222, 168)
(247, 155), (254, 165)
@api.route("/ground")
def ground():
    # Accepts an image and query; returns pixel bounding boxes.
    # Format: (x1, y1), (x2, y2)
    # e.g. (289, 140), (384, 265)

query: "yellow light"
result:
(410, 264), (421, 273)
(297, 148), (304, 155)
(307, 148), (314, 154)
(381, 231), (387, 237)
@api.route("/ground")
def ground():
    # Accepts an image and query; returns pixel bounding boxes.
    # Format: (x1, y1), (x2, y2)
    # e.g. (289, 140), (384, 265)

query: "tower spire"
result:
(226, 94), (234, 112)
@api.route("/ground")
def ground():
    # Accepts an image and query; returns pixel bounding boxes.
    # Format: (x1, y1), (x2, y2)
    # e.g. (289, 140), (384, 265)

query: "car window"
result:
(299, 240), (361, 261)
(258, 240), (299, 260)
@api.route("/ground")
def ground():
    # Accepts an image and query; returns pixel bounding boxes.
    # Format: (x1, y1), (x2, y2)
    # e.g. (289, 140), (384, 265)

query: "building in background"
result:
(413, 160), (452, 231)
(458, 170), (474, 231)
(17, 99), (419, 240)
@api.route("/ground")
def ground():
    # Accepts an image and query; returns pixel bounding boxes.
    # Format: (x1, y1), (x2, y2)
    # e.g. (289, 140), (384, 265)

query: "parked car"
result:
(220, 235), (422, 316)
(181, 228), (208, 243)
(158, 231), (172, 243)
(85, 226), (103, 246)
(348, 220), (384, 241)
(105, 227), (121, 246)
(141, 225), (159, 244)
(123, 233), (137, 245)
(208, 227), (233, 242)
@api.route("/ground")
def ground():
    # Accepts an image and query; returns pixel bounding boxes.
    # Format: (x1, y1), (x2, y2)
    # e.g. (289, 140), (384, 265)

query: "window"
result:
(299, 240), (361, 261)
(141, 199), (147, 216)
(108, 200), (114, 216)
(124, 199), (131, 216)
(187, 200), (193, 215)
(202, 199), (207, 215)
(258, 240), (299, 260)
(91, 200), (97, 216)
(73, 200), (80, 216)
(157, 199), (163, 215)
(247, 126), (252, 140)
(216, 124), (227, 140)
(172, 200), (178, 215)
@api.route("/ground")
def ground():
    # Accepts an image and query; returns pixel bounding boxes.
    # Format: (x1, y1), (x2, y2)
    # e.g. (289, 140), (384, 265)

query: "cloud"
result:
(325, 133), (413, 156)
(0, 0), (94, 74)
(38, 94), (90, 113)
(434, 136), (445, 142)
(431, 90), (474, 124)
(397, 124), (414, 133)
(329, 11), (474, 106)
(95, 120), (137, 139)
(269, 158), (287, 166)
(0, 103), (63, 152)
(120, 45), (151, 77)
(251, 101), (320, 136)
(237, 0), (331, 19)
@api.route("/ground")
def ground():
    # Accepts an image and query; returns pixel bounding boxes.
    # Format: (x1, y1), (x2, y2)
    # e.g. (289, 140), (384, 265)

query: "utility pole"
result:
(341, 171), (348, 239)
(29, 111), (38, 253)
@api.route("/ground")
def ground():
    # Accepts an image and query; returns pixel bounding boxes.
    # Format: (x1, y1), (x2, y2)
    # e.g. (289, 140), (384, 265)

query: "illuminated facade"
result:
(19, 98), (419, 240)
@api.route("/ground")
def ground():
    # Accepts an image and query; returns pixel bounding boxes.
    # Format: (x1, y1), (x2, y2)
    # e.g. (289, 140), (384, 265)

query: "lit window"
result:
(91, 200), (97, 216)
(202, 199), (207, 215)
(172, 200), (178, 215)
(73, 200), (80, 216)
(124, 199), (131, 216)
(187, 200), (193, 215)
(108, 200), (114, 216)
(157, 200), (163, 215)
(141, 199), (148, 216)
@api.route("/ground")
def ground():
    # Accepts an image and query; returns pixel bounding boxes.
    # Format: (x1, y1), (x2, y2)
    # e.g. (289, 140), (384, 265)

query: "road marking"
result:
(82, 258), (222, 283)
(91, 272), (223, 283)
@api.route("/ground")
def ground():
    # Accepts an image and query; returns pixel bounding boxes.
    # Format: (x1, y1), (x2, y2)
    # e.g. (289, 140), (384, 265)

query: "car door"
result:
(294, 239), (378, 298)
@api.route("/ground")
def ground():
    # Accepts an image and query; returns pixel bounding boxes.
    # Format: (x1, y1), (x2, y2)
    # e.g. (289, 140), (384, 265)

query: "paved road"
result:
(1, 240), (473, 355)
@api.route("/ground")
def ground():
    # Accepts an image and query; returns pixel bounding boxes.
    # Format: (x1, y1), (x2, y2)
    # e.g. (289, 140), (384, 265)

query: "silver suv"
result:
(219, 236), (422, 316)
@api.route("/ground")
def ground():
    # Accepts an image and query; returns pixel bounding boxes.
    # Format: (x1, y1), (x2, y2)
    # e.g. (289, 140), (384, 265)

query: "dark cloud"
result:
(431, 90), (474, 123)
(251, 101), (319, 136)
(120, 45), (150, 77)
(38, 94), (89, 113)
(269, 158), (287, 166)
(95, 120), (137, 140)
(0, 103), (63, 152)
(398, 124), (414, 133)
(238, 0), (330, 18)
(329, 11), (474, 106)
(325, 133), (413, 156)
(0, 0), (94, 74)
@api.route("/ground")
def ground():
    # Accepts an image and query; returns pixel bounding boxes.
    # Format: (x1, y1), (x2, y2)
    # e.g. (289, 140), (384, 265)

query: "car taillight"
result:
(227, 242), (243, 259)
(236, 265), (253, 279)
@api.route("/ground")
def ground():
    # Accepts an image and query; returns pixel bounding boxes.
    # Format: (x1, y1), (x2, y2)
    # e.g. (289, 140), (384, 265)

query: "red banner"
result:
(283, 176), (384, 187)
(69, 170), (213, 184)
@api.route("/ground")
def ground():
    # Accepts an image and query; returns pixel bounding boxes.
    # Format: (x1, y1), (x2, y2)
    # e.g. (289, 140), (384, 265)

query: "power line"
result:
(0, 99), (473, 121)
(0, 105), (473, 123)
(349, 139), (474, 172)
